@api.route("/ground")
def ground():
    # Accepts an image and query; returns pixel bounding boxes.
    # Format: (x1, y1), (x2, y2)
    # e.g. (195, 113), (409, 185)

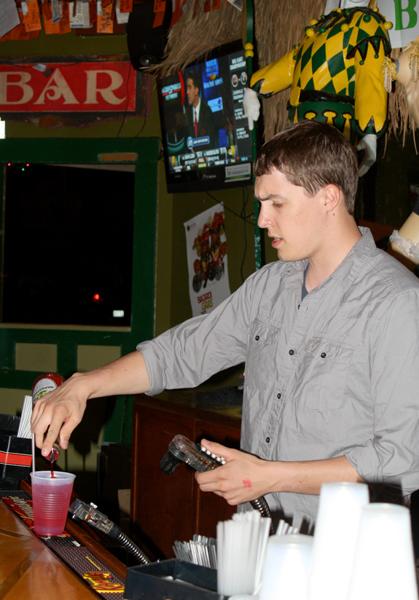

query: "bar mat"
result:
(1, 495), (125, 599)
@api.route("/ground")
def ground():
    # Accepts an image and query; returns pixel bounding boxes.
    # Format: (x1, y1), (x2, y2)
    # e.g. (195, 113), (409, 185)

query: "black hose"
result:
(250, 496), (274, 533)
(112, 528), (151, 565)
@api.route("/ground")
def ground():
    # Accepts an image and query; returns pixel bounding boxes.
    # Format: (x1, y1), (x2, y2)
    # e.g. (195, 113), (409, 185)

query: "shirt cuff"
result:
(136, 341), (165, 396)
(344, 442), (383, 483)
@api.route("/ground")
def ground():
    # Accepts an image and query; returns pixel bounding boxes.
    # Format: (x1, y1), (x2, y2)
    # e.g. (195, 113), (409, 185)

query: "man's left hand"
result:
(195, 439), (272, 505)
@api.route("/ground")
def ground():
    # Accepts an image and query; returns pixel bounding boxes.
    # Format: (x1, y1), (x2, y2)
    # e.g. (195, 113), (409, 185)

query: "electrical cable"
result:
(205, 189), (255, 225)
(115, 60), (134, 138)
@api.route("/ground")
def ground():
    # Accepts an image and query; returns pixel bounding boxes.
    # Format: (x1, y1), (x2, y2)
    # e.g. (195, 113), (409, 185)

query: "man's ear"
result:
(321, 184), (342, 213)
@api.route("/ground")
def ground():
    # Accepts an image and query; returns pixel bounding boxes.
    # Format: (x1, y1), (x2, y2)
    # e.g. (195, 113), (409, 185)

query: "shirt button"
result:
(320, 352), (326, 358)
(289, 349), (295, 355)
(265, 437), (270, 443)
(255, 335), (260, 341)
(277, 392), (282, 399)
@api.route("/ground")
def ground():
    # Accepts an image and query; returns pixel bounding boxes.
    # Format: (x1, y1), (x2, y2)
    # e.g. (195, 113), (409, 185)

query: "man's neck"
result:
(305, 217), (361, 292)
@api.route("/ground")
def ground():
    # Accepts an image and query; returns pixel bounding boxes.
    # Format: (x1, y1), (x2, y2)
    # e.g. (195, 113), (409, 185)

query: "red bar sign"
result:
(0, 61), (138, 113)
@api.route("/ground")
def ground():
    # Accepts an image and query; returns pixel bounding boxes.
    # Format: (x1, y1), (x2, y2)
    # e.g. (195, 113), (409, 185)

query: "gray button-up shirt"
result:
(138, 229), (419, 525)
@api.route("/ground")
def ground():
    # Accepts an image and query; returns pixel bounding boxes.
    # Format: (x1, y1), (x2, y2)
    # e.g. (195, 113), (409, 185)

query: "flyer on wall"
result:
(184, 203), (231, 316)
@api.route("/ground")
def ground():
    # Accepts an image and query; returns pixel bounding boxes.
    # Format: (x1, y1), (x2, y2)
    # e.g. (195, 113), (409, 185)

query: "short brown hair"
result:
(254, 121), (359, 213)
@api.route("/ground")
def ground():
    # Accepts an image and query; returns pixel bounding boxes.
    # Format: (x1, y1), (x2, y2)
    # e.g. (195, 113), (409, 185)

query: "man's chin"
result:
(277, 248), (304, 262)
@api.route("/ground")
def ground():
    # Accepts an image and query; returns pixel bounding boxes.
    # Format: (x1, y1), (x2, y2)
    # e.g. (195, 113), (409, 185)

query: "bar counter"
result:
(0, 489), (127, 600)
(0, 499), (99, 599)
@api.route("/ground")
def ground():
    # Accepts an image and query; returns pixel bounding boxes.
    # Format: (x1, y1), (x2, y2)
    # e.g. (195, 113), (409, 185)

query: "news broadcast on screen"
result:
(158, 42), (253, 192)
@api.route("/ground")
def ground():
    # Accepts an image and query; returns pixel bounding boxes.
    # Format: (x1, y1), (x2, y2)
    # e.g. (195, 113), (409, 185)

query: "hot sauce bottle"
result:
(32, 372), (64, 477)
(32, 372), (64, 403)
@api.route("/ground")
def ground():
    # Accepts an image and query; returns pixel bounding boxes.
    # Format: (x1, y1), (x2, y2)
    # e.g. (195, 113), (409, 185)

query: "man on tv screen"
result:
(185, 72), (216, 149)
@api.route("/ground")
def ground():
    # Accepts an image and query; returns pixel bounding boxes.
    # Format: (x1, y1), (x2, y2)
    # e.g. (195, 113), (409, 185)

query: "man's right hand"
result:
(31, 351), (151, 457)
(31, 372), (89, 457)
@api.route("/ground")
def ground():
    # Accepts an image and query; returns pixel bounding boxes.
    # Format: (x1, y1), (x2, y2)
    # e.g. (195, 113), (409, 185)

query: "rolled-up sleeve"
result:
(345, 289), (419, 496)
(136, 272), (260, 395)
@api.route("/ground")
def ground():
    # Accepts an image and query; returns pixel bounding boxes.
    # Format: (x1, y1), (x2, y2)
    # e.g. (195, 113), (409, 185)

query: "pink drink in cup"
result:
(30, 471), (76, 536)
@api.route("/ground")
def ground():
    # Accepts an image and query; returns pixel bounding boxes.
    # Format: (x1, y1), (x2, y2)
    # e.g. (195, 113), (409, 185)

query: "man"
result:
(185, 72), (216, 147)
(32, 121), (419, 527)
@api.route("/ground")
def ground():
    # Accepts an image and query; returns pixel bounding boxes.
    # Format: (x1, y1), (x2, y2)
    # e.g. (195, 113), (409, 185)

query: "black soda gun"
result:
(160, 434), (273, 523)
(69, 498), (151, 565)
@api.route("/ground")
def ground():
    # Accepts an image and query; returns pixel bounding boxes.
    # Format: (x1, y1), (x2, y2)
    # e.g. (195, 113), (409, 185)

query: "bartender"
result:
(32, 120), (419, 529)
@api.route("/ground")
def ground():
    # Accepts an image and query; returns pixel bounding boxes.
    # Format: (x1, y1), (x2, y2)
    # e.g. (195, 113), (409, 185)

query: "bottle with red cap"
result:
(32, 372), (64, 403)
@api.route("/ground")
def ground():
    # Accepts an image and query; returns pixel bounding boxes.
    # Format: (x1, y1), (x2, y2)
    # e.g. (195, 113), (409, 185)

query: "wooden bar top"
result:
(0, 500), (98, 600)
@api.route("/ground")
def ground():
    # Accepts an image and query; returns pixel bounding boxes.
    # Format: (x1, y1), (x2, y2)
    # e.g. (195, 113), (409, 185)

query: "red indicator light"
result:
(92, 293), (101, 302)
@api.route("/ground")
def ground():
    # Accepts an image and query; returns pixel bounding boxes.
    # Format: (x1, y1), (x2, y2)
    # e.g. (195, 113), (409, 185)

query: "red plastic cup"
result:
(30, 470), (75, 536)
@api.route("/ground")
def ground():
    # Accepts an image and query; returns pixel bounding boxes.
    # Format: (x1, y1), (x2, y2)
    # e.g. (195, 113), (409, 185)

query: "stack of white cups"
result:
(309, 482), (369, 600)
(347, 502), (418, 600)
(256, 482), (418, 600)
(259, 534), (313, 600)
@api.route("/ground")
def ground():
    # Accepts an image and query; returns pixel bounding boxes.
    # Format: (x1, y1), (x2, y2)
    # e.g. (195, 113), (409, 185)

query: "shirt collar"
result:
(280, 227), (377, 291)
(315, 226), (378, 291)
(194, 98), (201, 117)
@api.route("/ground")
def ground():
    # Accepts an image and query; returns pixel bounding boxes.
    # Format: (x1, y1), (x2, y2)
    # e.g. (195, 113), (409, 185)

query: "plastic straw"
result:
(217, 510), (271, 597)
(31, 434), (36, 473)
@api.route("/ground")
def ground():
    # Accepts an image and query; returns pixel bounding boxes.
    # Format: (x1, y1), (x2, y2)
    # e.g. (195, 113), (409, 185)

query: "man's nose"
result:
(257, 204), (269, 229)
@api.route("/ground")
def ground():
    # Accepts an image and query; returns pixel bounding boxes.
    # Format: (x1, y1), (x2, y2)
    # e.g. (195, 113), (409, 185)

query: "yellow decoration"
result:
(383, 56), (397, 93)
(250, 49), (296, 95)
(250, 6), (391, 139)
(384, 21), (393, 30)
(354, 44), (387, 132)
(323, 110), (337, 126)
(244, 41), (254, 58)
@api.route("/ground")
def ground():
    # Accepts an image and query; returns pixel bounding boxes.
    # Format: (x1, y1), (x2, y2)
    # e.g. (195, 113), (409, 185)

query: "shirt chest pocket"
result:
(245, 319), (279, 390)
(296, 337), (354, 412)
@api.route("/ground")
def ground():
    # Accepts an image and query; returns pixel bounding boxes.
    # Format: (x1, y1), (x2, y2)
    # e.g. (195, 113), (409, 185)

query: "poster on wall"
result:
(184, 203), (230, 316)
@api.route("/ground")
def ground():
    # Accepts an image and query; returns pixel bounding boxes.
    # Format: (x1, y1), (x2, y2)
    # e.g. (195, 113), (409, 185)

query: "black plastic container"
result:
(125, 559), (225, 600)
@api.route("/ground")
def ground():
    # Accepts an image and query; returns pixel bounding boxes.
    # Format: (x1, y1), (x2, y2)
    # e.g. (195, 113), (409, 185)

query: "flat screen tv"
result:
(157, 41), (254, 192)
